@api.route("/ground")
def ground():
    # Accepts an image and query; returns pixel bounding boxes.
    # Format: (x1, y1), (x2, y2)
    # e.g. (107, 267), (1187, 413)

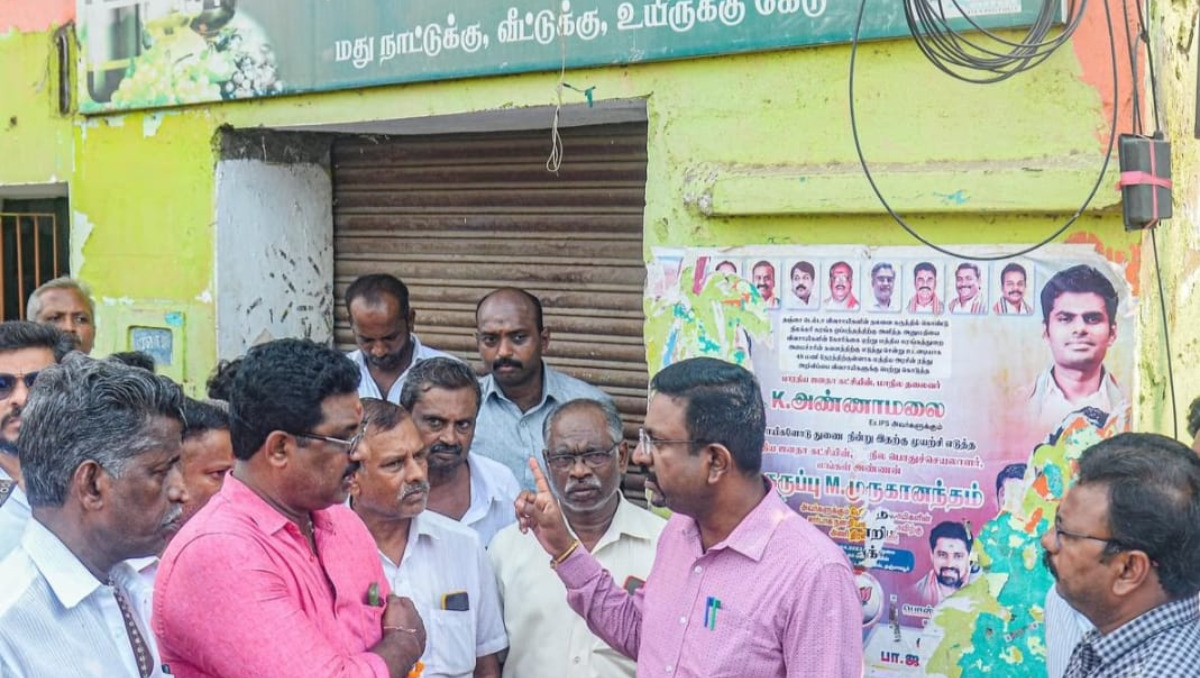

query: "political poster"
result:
(644, 243), (1136, 677)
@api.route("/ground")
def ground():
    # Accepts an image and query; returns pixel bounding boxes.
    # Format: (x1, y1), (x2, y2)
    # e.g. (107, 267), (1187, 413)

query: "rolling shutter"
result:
(332, 122), (650, 498)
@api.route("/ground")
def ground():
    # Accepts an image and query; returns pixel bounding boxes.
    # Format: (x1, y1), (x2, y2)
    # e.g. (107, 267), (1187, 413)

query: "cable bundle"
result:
(905, 0), (1086, 83)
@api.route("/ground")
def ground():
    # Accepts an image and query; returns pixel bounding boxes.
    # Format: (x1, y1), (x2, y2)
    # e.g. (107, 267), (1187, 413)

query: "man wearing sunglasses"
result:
(490, 398), (664, 678)
(0, 321), (75, 560)
(1042, 433), (1200, 678)
(155, 339), (426, 678)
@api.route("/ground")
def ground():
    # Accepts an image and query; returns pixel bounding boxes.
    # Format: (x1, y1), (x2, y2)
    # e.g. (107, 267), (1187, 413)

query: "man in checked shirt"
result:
(1042, 432), (1200, 677)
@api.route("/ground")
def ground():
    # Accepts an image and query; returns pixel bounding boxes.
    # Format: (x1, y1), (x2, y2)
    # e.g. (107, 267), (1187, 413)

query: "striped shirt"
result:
(1045, 586), (1094, 678)
(1063, 597), (1200, 677)
(0, 518), (165, 677)
(0, 467), (30, 560)
(555, 479), (862, 678)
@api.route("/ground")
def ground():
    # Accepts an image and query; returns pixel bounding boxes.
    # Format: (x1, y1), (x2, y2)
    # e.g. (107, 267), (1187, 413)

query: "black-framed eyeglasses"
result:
(295, 420), (367, 457)
(637, 427), (697, 454)
(1050, 517), (1120, 552)
(0, 371), (40, 400)
(545, 442), (620, 471)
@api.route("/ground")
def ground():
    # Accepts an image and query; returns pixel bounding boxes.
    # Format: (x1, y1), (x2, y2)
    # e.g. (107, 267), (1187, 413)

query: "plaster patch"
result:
(69, 210), (94, 275)
(100, 296), (136, 306)
(195, 287), (213, 304)
(104, 116), (126, 128)
(77, 118), (101, 142)
(143, 113), (166, 137)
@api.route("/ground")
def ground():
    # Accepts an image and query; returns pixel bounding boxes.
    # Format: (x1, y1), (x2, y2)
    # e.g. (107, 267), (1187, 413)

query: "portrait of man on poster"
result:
(993, 262), (1034, 315)
(907, 262), (944, 314)
(789, 261), (818, 310)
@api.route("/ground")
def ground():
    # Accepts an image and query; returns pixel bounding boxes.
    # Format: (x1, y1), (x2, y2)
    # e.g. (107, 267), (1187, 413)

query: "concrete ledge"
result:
(703, 159), (1122, 217)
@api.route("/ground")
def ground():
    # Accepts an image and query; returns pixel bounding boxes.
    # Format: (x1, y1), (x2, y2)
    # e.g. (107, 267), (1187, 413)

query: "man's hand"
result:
(383, 594), (427, 653)
(515, 458), (575, 557)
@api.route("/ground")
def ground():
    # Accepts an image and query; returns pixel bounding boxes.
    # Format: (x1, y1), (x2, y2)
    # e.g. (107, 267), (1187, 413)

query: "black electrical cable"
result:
(1120, 0), (1142, 135)
(1135, 0), (1161, 131)
(850, 0), (1121, 261)
(1150, 228), (1178, 438)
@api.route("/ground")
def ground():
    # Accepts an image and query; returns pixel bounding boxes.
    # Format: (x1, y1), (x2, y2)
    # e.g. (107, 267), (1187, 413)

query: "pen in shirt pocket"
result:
(368, 582), (382, 607)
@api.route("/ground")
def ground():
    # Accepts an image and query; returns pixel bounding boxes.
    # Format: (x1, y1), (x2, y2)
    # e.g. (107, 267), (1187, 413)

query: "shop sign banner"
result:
(78, 0), (1053, 113)
(644, 244), (1135, 677)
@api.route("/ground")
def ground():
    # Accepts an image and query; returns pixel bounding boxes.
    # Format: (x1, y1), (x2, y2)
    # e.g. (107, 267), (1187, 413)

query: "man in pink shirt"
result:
(516, 357), (861, 678)
(154, 339), (426, 678)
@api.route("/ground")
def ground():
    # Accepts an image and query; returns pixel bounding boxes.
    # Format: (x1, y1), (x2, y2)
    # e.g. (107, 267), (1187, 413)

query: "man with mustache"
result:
(0, 355), (187, 677)
(515, 358), (861, 678)
(0, 321), (74, 559)
(907, 261), (944, 314)
(1026, 265), (1126, 436)
(155, 339), (427, 678)
(823, 261), (860, 311)
(401, 357), (519, 546)
(490, 398), (664, 678)
(993, 262), (1033, 315)
(751, 260), (781, 308)
(1041, 433), (1200, 678)
(346, 274), (458, 404)
(352, 398), (506, 678)
(948, 262), (987, 315)
(789, 261), (818, 309)
(473, 287), (611, 491)
(869, 262), (897, 312)
(910, 521), (974, 609)
(26, 277), (96, 354)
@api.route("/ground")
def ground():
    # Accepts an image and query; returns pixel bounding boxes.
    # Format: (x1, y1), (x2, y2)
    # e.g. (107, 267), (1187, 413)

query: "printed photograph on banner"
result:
(749, 259), (782, 310)
(867, 261), (901, 313)
(906, 260), (946, 315)
(786, 259), (821, 311)
(643, 244), (1136, 678)
(992, 261), (1035, 316)
(947, 262), (989, 316)
(823, 260), (862, 312)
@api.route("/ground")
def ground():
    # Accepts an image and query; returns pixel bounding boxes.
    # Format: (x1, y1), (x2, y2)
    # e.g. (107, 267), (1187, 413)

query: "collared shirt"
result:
(823, 294), (860, 311)
(457, 453), (520, 547)
(555, 481), (861, 678)
(490, 496), (666, 678)
(993, 298), (1033, 315)
(870, 296), (897, 312)
(1046, 586), (1095, 678)
(788, 293), (818, 310)
(154, 474), (390, 678)
(474, 362), (611, 491)
(948, 293), (986, 314)
(1063, 597), (1200, 677)
(1027, 367), (1127, 436)
(0, 466), (30, 560)
(379, 511), (507, 678)
(347, 334), (457, 404)
(908, 296), (945, 314)
(0, 518), (165, 678)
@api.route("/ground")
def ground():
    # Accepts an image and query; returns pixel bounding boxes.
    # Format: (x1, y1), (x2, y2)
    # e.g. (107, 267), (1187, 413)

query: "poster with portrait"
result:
(643, 244), (1136, 677)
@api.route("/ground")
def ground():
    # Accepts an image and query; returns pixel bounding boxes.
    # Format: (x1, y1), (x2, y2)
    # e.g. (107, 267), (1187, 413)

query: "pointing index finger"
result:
(528, 457), (552, 494)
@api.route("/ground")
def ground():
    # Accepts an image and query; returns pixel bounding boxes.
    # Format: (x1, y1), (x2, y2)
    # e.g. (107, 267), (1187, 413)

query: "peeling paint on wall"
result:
(70, 209), (93, 276)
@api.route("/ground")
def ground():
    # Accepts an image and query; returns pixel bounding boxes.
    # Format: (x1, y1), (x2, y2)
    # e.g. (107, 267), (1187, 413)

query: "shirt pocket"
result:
(693, 607), (771, 678)
(428, 608), (476, 675)
(350, 603), (386, 649)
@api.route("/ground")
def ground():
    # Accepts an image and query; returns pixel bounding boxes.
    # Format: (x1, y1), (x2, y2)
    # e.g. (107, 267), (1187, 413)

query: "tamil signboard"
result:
(78, 0), (1057, 113)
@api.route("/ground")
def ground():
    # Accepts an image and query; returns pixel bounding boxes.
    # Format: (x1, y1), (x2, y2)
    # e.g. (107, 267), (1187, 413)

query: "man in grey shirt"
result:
(472, 288), (611, 490)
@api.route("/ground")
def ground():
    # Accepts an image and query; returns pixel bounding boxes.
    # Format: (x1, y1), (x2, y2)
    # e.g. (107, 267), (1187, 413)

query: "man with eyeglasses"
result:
(1042, 432), (1200, 678)
(490, 398), (664, 678)
(515, 357), (861, 678)
(400, 357), (519, 547)
(0, 321), (74, 559)
(155, 339), (427, 678)
(351, 398), (506, 678)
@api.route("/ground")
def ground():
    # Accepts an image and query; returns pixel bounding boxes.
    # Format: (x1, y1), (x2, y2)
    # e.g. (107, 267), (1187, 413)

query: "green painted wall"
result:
(3, 7), (1163, 417)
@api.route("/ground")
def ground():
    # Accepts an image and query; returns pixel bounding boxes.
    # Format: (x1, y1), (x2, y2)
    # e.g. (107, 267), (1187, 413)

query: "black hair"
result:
(1188, 396), (1200, 440)
(206, 357), (242, 401)
(1077, 432), (1200, 599)
(1039, 264), (1118, 325)
(0, 321), (75, 361)
(791, 261), (815, 279)
(182, 397), (230, 441)
(228, 339), (360, 460)
(929, 520), (973, 552)
(996, 463), (1028, 496)
(649, 357), (764, 475)
(399, 357), (481, 411)
(913, 262), (936, 280)
(1000, 262), (1027, 283)
(361, 397), (408, 434)
(475, 287), (545, 333)
(106, 351), (156, 373)
(956, 262), (980, 278)
(345, 274), (411, 317)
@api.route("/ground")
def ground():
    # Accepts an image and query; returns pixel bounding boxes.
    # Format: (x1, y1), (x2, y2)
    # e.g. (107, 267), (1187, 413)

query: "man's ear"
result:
(264, 431), (294, 469)
(706, 444), (733, 484)
(74, 460), (108, 512)
(616, 441), (630, 474)
(1111, 550), (1154, 597)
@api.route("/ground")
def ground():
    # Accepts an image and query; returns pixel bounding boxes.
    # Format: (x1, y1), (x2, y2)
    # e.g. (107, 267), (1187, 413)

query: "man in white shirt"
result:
(948, 262), (987, 315)
(1026, 265), (1126, 437)
(907, 262), (945, 314)
(345, 274), (457, 403)
(490, 398), (665, 678)
(0, 322), (74, 559)
(868, 262), (898, 312)
(824, 261), (860, 311)
(352, 398), (506, 678)
(788, 261), (818, 310)
(993, 262), (1034, 315)
(473, 288), (612, 491)
(0, 355), (188, 678)
(401, 357), (519, 546)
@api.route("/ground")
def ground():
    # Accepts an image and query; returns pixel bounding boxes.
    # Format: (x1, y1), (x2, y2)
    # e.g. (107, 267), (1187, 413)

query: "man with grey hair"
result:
(0, 321), (75, 559)
(489, 398), (665, 678)
(401, 357), (519, 546)
(0, 355), (188, 677)
(26, 277), (96, 354)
